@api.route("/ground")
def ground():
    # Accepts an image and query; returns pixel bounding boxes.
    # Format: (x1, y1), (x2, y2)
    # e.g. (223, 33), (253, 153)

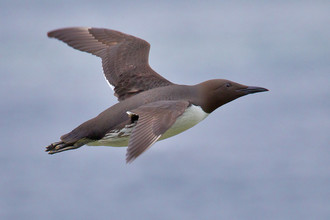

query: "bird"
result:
(46, 27), (268, 163)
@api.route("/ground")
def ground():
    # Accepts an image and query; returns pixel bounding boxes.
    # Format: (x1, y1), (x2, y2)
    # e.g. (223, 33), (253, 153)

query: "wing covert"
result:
(48, 27), (173, 100)
(126, 100), (189, 163)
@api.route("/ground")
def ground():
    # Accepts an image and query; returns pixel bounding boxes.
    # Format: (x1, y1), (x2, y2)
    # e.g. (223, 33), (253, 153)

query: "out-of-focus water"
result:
(1, 1), (329, 219)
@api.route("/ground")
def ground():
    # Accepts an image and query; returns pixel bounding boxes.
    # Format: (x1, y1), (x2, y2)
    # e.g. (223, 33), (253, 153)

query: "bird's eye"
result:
(225, 83), (232, 88)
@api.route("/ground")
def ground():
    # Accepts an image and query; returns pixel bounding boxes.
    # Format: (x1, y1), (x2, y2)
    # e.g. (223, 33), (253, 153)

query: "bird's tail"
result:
(46, 121), (96, 154)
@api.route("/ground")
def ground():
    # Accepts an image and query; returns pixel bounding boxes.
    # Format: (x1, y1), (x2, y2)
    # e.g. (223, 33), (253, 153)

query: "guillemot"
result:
(46, 27), (268, 163)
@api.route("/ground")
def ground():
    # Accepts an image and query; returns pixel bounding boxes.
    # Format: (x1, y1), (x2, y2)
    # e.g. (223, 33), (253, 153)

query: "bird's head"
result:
(196, 79), (268, 113)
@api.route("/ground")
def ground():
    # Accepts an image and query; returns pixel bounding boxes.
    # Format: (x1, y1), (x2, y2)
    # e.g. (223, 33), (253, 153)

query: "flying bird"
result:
(46, 27), (268, 163)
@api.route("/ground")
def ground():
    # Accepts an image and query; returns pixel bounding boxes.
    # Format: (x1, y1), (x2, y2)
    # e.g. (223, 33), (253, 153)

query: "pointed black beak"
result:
(238, 86), (269, 94)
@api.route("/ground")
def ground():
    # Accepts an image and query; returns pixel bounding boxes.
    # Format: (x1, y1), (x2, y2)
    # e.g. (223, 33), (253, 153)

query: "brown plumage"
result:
(46, 27), (268, 163)
(48, 27), (172, 100)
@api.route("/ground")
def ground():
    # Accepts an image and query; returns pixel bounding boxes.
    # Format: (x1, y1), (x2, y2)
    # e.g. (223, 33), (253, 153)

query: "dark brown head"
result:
(195, 79), (268, 113)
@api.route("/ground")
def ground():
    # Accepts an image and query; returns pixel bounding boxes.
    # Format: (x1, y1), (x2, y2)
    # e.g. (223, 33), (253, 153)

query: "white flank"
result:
(88, 105), (209, 147)
(88, 123), (135, 147)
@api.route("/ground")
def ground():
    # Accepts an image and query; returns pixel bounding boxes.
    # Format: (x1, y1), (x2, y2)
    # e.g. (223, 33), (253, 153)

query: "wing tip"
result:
(126, 156), (135, 164)
(125, 148), (137, 164)
(47, 30), (55, 38)
(125, 134), (162, 164)
(47, 27), (92, 38)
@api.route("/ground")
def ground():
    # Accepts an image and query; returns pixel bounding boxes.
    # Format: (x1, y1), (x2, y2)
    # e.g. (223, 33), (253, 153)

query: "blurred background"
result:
(1, 0), (329, 219)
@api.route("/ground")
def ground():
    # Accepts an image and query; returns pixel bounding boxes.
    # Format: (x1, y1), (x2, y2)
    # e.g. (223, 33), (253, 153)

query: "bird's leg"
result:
(45, 141), (79, 154)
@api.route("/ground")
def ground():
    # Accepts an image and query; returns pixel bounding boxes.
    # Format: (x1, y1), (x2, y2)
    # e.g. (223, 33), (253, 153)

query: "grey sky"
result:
(1, 1), (329, 219)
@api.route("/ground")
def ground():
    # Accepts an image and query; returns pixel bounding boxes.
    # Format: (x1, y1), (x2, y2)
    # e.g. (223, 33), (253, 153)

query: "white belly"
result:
(159, 105), (209, 140)
(88, 105), (209, 147)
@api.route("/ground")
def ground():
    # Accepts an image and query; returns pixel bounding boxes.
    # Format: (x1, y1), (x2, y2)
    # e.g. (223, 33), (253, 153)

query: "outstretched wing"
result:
(126, 100), (190, 163)
(48, 27), (173, 100)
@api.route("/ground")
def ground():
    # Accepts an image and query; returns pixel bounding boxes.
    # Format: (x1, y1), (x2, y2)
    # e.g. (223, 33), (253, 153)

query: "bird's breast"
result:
(159, 104), (209, 140)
